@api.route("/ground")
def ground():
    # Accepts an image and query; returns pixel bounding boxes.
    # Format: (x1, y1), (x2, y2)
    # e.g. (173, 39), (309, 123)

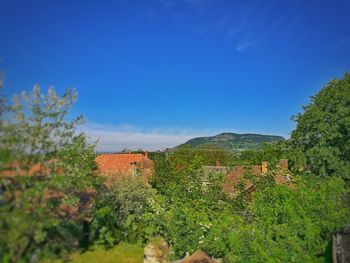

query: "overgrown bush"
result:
(219, 176), (349, 262)
(91, 177), (162, 246)
(1, 74), (350, 262)
(291, 73), (350, 180)
(0, 87), (101, 261)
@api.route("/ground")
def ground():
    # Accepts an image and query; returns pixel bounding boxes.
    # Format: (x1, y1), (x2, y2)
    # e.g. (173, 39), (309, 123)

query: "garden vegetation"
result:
(0, 73), (350, 262)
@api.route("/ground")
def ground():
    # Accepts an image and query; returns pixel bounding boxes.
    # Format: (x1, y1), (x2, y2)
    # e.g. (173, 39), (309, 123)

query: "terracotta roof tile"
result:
(95, 153), (153, 178)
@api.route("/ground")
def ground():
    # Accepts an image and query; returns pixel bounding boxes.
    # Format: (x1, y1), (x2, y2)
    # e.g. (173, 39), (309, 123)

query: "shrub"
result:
(223, 175), (350, 262)
(291, 73), (350, 179)
(91, 177), (162, 246)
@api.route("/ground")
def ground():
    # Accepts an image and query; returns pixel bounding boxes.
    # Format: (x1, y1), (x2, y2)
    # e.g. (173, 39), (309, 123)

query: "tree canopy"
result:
(291, 73), (350, 180)
(0, 86), (101, 261)
(1, 75), (350, 262)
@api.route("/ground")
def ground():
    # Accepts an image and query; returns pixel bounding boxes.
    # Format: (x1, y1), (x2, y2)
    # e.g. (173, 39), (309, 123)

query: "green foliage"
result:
(0, 175), (82, 262)
(150, 150), (237, 258)
(0, 86), (101, 262)
(48, 243), (144, 263)
(192, 145), (235, 166)
(214, 176), (349, 262)
(291, 73), (350, 179)
(1, 73), (349, 262)
(178, 132), (285, 152)
(149, 146), (349, 261)
(92, 177), (161, 246)
(0, 86), (83, 166)
(237, 142), (285, 166)
(237, 141), (306, 173)
(150, 147), (205, 196)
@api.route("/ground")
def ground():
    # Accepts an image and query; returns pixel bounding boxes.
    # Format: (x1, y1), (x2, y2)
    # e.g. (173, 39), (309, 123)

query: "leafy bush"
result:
(291, 73), (350, 179)
(1, 74), (349, 262)
(150, 146), (349, 261)
(151, 151), (237, 258)
(223, 176), (350, 262)
(0, 87), (101, 261)
(91, 177), (162, 246)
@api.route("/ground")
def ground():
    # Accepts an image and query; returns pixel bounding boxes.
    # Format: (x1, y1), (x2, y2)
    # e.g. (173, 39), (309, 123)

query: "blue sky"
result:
(1, 0), (350, 150)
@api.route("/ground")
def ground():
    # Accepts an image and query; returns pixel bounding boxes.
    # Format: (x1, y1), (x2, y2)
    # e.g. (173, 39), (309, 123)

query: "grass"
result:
(46, 243), (144, 263)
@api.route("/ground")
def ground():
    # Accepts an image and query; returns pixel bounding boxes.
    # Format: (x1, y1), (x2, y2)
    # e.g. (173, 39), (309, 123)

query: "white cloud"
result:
(81, 122), (288, 152)
(236, 41), (256, 52)
(82, 122), (212, 152)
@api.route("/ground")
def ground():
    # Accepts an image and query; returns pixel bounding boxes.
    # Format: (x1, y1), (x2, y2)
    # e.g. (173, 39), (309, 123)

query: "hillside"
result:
(177, 132), (285, 152)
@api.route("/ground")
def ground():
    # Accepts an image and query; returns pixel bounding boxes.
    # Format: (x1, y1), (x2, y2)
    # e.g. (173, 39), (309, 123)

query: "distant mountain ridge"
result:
(177, 132), (285, 152)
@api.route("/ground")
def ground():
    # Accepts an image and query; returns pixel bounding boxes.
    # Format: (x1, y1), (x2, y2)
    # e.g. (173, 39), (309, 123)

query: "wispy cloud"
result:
(330, 37), (350, 49)
(234, 4), (300, 52)
(27, 52), (64, 78)
(156, 0), (300, 52)
(82, 122), (214, 152)
(236, 40), (257, 52)
(82, 122), (286, 152)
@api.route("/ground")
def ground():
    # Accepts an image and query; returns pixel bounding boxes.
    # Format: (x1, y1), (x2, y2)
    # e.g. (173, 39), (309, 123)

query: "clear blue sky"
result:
(1, 0), (350, 150)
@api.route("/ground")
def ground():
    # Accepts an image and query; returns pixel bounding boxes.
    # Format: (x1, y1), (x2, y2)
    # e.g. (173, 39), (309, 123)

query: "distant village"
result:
(95, 151), (293, 198)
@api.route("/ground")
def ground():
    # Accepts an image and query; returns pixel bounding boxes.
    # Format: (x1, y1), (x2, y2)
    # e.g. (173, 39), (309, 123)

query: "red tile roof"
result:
(95, 153), (153, 178)
(219, 160), (292, 197)
(223, 165), (262, 196)
(1, 160), (59, 177)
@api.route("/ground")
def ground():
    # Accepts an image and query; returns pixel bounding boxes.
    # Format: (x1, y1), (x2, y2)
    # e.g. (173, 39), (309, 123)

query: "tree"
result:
(91, 177), (161, 246)
(291, 73), (350, 179)
(0, 86), (101, 262)
(150, 147), (204, 197)
(223, 175), (350, 262)
(237, 141), (306, 173)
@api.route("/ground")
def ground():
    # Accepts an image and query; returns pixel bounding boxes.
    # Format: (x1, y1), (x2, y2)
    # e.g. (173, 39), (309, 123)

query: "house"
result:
(95, 152), (153, 180)
(0, 160), (93, 222)
(203, 159), (292, 198)
(1, 152), (154, 180)
(0, 160), (59, 177)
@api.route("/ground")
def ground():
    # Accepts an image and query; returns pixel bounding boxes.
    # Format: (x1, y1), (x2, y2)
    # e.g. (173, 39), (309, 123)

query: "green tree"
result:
(150, 147), (204, 196)
(291, 73), (350, 179)
(237, 141), (306, 173)
(150, 149), (237, 258)
(0, 86), (101, 262)
(223, 175), (350, 262)
(92, 177), (161, 246)
(194, 145), (234, 166)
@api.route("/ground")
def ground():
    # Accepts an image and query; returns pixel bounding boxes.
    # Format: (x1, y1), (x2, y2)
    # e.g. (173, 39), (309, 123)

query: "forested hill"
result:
(177, 132), (285, 151)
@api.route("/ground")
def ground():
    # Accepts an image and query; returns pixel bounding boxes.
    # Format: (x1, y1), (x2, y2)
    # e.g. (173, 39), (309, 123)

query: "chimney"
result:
(215, 160), (221, 167)
(144, 151), (148, 158)
(261, 161), (268, 174)
(279, 159), (288, 170)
